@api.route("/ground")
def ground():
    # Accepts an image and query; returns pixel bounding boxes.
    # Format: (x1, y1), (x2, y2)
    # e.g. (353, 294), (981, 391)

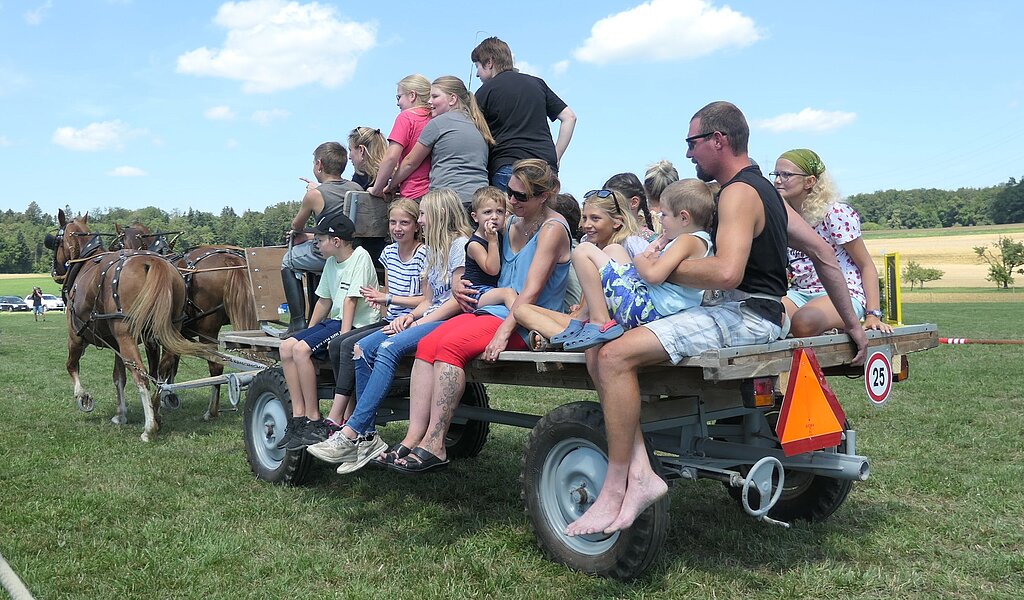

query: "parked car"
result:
(24, 293), (65, 311)
(0, 296), (31, 312)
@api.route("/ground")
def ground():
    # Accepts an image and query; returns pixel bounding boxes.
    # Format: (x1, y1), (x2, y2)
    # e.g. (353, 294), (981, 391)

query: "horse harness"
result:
(178, 247), (247, 327)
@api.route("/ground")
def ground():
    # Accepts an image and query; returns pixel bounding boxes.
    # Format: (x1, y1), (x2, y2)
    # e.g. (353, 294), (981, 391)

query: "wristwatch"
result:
(865, 309), (883, 318)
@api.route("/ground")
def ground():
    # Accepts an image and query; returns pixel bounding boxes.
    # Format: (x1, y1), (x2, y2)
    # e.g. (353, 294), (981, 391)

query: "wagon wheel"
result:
(444, 382), (491, 459)
(722, 412), (854, 523)
(520, 401), (669, 581)
(243, 367), (313, 485)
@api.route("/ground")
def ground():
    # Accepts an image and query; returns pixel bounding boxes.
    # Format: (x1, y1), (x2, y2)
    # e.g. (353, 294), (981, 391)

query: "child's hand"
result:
(484, 219), (500, 239)
(360, 285), (385, 304)
(648, 234), (670, 254)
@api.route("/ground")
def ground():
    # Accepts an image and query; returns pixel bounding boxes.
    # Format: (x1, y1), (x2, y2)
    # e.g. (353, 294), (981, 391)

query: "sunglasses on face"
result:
(507, 188), (530, 202)
(584, 189), (624, 215)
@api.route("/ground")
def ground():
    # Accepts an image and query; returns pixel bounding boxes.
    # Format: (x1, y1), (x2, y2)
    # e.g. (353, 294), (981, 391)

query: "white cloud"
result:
(551, 60), (570, 76)
(0, 136), (11, 147)
(24, 0), (53, 25)
(52, 120), (143, 151)
(755, 108), (857, 133)
(176, 0), (377, 93)
(573, 0), (759, 65)
(204, 105), (236, 120)
(515, 61), (541, 76)
(252, 108), (289, 125)
(107, 166), (148, 177)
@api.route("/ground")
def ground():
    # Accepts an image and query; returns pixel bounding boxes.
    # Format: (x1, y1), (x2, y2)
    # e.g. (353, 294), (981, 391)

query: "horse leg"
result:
(67, 335), (94, 413)
(204, 358), (225, 421)
(117, 332), (159, 441)
(111, 354), (128, 425)
(158, 350), (182, 410)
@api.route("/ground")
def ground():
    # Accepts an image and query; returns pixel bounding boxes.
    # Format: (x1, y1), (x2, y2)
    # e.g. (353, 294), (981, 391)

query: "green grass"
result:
(1, 304), (1022, 598)
(862, 223), (1024, 240)
(0, 274), (62, 297)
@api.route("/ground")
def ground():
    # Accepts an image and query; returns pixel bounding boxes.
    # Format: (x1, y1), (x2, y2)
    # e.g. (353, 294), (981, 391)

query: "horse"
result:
(114, 223), (258, 420)
(44, 210), (210, 441)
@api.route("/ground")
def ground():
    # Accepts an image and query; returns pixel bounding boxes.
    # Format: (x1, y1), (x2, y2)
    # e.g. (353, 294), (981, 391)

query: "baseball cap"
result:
(313, 213), (355, 240)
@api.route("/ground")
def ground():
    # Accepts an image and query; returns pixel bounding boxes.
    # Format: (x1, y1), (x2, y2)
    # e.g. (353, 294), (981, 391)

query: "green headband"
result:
(780, 149), (826, 177)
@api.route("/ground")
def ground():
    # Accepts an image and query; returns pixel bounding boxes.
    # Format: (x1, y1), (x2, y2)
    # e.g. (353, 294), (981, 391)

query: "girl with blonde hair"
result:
(387, 75), (492, 208)
(368, 74), (433, 201)
(773, 148), (892, 336)
(347, 127), (388, 189)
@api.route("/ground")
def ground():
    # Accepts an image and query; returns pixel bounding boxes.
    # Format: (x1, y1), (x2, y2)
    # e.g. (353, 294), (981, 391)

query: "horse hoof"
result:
(203, 411), (218, 422)
(141, 432), (152, 442)
(111, 415), (127, 425)
(77, 395), (95, 413)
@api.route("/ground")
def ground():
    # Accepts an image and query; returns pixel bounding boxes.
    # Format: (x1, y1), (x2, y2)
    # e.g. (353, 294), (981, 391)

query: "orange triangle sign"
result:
(777, 348), (846, 457)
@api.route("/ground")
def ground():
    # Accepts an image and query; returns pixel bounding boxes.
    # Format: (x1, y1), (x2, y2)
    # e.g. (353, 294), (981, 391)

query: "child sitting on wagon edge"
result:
(553, 180), (716, 351)
(276, 213), (380, 451)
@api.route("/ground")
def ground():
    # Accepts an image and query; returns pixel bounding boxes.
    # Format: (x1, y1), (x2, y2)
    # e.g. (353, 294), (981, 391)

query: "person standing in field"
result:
(31, 286), (45, 322)
(471, 37), (576, 190)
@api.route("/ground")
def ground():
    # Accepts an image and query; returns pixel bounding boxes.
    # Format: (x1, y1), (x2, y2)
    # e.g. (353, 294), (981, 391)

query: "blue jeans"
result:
(348, 321), (445, 435)
(490, 164), (514, 192)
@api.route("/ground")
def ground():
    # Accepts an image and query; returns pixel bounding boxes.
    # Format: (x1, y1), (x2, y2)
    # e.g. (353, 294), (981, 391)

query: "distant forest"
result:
(3, 177), (1023, 274)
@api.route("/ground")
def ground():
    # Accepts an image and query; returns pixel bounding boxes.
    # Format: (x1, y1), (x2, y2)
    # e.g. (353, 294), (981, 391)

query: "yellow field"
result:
(865, 231), (1024, 290)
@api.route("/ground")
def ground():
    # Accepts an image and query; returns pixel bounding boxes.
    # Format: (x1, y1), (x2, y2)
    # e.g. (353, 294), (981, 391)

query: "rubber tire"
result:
(444, 382), (491, 459)
(243, 367), (313, 485)
(520, 401), (669, 581)
(723, 413), (854, 523)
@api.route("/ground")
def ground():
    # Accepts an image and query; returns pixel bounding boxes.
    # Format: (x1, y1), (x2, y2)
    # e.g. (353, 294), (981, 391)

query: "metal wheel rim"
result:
(539, 438), (619, 555)
(250, 390), (287, 469)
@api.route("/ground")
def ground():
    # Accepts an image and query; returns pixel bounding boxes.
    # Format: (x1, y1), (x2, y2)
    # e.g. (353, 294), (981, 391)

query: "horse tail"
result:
(224, 259), (258, 331)
(125, 259), (212, 359)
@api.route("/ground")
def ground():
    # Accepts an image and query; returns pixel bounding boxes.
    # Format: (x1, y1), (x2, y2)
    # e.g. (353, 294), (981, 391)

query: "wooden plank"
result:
(246, 246), (287, 321)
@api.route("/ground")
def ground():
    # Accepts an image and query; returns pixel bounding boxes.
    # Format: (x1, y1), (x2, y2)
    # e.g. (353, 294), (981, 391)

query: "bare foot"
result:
(604, 473), (668, 534)
(565, 489), (624, 537)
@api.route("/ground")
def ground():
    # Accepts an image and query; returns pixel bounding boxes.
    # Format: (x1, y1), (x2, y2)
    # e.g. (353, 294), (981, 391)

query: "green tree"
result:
(989, 177), (1024, 224)
(974, 236), (1024, 288)
(903, 260), (944, 290)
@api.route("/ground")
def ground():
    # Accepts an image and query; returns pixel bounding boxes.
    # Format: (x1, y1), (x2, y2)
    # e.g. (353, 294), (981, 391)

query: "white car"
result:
(24, 293), (65, 311)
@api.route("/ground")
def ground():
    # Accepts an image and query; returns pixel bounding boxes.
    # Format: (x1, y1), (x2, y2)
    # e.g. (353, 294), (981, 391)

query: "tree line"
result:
(2, 176), (1022, 274)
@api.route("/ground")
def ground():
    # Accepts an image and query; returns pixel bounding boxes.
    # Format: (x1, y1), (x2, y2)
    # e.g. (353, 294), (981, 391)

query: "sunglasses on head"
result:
(584, 189), (624, 215)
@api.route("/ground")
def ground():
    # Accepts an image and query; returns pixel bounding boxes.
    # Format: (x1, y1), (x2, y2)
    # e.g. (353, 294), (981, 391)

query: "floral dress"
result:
(787, 203), (867, 308)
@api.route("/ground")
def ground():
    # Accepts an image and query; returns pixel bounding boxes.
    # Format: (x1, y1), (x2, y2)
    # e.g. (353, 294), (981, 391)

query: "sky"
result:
(1, 0), (1023, 220)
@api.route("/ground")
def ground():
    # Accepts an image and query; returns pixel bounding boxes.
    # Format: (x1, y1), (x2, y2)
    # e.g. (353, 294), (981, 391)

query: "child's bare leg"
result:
(572, 243), (613, 324)
(604, 243), (632, 264)
(326, 393), (351, 425)
(514, 304), (574, 340)
(477, 287), (517, 310)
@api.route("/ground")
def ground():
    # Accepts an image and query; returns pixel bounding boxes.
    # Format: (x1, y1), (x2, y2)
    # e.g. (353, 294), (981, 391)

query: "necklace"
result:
(519, 218), (544, 239)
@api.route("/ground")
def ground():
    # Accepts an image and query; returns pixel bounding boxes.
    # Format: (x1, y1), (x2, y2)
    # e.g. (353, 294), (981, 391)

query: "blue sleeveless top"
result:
(479, 216), (571, 341)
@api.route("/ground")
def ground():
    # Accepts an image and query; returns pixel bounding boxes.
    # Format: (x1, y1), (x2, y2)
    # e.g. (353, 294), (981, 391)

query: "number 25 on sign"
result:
(865, 351), (893, 406)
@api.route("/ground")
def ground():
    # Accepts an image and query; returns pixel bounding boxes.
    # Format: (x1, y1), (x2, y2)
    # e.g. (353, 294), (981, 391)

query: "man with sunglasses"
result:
(566, 101), (869, 539)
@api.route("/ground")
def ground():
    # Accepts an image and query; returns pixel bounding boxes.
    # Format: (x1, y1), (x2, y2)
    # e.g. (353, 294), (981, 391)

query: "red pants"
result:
(415, 312), (527, 367)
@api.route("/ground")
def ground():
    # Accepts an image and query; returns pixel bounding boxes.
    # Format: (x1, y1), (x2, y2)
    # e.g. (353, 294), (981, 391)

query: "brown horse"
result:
(114, 223), (258, 420)
(45, 210), (210, 441)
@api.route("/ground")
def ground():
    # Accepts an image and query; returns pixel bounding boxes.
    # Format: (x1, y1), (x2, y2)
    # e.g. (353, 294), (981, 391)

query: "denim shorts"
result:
(786, 289), (866, 320)
(282, 240), (326, 273)
(290, 319), (343, 360)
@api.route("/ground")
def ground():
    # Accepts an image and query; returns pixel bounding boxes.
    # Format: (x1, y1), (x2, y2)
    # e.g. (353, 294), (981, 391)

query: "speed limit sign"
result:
(865, 351), (893, 406)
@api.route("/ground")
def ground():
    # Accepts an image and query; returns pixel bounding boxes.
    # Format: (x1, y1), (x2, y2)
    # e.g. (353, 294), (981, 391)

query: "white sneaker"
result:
(335, 433), (389, 475)
(306, 430), (357, 463)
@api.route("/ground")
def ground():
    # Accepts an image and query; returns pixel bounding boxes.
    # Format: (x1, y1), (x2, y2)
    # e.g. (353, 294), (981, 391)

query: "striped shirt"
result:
(379, 243), (428, 322)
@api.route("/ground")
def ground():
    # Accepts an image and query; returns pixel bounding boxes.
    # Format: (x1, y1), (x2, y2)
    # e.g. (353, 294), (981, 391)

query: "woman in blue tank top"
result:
(386, 159), (572, 473)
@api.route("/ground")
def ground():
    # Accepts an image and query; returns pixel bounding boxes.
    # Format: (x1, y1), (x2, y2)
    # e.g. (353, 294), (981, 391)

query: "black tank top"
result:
(315, 179), (363, 224)
(716, 165), (788, 323)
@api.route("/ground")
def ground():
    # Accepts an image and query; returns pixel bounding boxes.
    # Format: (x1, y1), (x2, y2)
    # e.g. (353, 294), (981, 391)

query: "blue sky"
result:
(2, 0), (1022, 219)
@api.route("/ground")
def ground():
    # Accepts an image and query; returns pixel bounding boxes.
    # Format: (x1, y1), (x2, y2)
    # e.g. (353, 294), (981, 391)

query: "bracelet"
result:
(384, 293), (393, 306)
(865, 309), (883, 318)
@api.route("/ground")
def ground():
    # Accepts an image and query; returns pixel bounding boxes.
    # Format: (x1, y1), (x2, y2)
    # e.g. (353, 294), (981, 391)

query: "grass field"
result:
(1, 303), (1022, 599)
